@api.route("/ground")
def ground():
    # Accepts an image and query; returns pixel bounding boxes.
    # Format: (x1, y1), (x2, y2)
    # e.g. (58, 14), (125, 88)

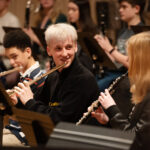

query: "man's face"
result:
(5, 47), (30, 72)
(119, 1), (139, 23)
(47, 38), (77, 71)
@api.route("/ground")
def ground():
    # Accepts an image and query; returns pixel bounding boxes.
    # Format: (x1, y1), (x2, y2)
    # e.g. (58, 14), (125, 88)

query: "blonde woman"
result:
(34, 0), (67, 29)
(91, 32), (150, 133)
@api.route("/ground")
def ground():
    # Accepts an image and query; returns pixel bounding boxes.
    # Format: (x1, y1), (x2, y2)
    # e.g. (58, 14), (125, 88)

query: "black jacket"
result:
(106, 92), (150, 133)
(25, 56), (99, 124)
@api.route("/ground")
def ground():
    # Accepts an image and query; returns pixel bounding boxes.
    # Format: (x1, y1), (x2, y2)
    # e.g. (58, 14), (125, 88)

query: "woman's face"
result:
(67, 2), (79, 23)
(39, 0), (54, 9)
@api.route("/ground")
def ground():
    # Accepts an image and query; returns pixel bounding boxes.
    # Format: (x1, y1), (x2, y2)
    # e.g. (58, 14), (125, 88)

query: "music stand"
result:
(31, 27), (47, 49)
(0, 81), (13, 146)
(78, 32), (117, 70)
(3, 26), (47, 50)
(2, 26), (21, 33)
(0, 80), (54, 147)
(12, 107), (54, 147)
(131, 25), (150, 34)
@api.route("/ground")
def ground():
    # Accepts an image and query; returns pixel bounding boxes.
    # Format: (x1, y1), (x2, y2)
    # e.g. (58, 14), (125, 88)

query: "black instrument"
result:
(24, 0), (31, 28)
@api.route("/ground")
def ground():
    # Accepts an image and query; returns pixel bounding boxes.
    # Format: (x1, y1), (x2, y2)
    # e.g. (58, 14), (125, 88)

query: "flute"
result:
(76, 72), (128, 126)
(7, 63), (66, 96)
(0, 66), (23, 77)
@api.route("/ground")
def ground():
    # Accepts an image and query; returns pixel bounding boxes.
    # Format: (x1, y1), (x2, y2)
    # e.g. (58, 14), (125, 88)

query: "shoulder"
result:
(46, 71), (59, 83)
(56, 13), (67, 23)
(5, 12), (20, 27)
(69, 63), (98, 88)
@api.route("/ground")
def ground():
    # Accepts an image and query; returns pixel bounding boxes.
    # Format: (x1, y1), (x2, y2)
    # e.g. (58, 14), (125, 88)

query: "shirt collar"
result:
(20, 61), (40, 77)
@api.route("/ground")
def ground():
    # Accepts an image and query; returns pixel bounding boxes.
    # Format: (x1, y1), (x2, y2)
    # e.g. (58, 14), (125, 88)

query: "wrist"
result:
(109, 47), (115, 54)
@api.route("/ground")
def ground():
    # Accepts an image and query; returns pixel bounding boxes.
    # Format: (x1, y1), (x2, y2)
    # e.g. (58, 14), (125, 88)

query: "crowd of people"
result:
(0, 0), (150, 149)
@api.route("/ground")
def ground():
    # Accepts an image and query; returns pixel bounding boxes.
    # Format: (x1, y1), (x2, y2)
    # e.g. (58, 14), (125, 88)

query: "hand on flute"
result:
(14, 80), (33, 105)
(99, 89), (116, 109)
(91, 106), (109, 125)
(7, 89), (18, 105)
(89, 89), (116, 125)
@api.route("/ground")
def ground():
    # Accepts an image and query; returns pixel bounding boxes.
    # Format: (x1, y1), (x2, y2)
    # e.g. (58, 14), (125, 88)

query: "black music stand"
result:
(131, 25), (150, 34)
(3, 26), (47, 50)
(2, 26), (21, 33)
(31, 27), (46, 49)
(47, 122), (135, 150)
(78, 32), (117, 70)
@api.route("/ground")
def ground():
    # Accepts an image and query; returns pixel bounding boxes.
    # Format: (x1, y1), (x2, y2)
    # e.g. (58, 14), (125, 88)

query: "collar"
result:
(20, 61), (40, 77)
(59, 55), (78, 79)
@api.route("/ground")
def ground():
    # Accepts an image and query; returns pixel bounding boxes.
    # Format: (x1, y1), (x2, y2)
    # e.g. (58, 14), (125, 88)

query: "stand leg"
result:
(0, 113), (3, 146)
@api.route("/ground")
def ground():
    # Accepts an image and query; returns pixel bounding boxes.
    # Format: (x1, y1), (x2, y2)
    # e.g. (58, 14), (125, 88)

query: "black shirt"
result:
(25, 56), (100, 124)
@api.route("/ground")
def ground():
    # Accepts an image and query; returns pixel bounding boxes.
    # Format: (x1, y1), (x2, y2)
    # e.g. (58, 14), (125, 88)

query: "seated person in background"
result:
(11, 23), (100, 125)
(91, 32), (150, 133)
(94, 0), (145, 91)
(3, 30), (45, 145)
(0, 0), (20, 70)
(68, 0), (99, 33)
(23, 0), (67, 66)
(67, 0), (99, 73)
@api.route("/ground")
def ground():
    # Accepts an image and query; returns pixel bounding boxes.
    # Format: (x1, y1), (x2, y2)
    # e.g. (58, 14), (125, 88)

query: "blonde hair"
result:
(127, 32), (150, 104)
(35, 0), (63, 26)
(45, 23), (77, 45)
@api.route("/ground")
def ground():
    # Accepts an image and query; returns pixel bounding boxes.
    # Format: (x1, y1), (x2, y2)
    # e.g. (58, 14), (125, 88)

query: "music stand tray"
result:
(131, 25), (150, 34)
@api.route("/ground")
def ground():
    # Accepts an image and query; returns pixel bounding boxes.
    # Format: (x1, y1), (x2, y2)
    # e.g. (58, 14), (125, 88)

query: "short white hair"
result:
(45, 23), (78, 45)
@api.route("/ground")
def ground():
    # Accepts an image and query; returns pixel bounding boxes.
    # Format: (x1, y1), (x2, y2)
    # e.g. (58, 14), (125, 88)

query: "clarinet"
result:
(24, 0), (31, 28)
(76, 72), (128, 126)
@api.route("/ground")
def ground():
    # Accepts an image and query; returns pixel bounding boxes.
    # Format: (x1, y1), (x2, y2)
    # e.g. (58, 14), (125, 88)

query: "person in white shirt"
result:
(0, 0), (20, 68)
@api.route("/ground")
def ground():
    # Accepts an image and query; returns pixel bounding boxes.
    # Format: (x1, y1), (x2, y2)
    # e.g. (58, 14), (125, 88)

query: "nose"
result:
(119, 7), (123, 13)
(62, 49), (69, 58)
(9, 59), (15, 66)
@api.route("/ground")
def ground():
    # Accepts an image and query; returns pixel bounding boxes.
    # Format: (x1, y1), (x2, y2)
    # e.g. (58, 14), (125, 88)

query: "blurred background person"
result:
(68, 0), (98, 34)
(94, 0), (145, 91)
(23, 0), (67, 70)
(0, 0), (20, 70)
(67, 0), (100, 74)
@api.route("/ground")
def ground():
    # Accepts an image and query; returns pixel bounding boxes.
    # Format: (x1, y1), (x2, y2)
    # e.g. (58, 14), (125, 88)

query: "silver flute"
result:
(76, 72), (128, 126)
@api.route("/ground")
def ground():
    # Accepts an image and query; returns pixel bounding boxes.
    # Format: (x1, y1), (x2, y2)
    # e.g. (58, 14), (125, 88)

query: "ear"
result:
(74, 42), (78, 53)
(47, 46), (52, 56)
(25, 47), (32, 58)
(135, 5), (140, 14)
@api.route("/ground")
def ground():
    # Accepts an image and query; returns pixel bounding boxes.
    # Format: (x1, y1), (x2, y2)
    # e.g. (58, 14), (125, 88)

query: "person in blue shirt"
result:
(94, 0), (145, 91)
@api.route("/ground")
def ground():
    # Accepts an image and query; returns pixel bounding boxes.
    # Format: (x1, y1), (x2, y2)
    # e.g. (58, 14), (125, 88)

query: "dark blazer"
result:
(25, 56), (100, 124)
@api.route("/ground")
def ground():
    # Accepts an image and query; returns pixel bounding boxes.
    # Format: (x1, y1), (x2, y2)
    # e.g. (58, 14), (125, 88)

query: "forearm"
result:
(109, 48), (129, 68)
(105, 105), (131, 131)
(25, 99), (51, 113)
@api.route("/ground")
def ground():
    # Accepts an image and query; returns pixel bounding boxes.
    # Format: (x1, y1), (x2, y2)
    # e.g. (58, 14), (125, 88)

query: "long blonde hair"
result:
(127, 32), (150, 104)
